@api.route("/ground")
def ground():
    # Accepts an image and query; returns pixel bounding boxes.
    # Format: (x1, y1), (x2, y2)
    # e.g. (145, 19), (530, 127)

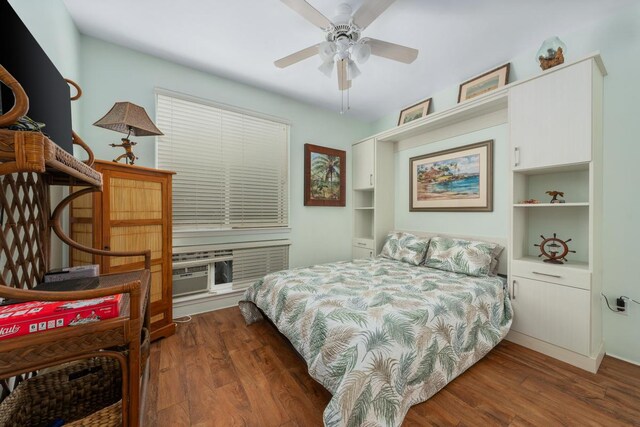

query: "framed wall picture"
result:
(398, 98), (432, 126)
(409, 140), (493, 212)
(304, 143), (346, 206)
(458, 63), (510, 103)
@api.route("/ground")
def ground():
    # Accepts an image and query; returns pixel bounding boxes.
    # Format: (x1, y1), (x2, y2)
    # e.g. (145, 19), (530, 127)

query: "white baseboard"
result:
(173, 290), (244, 318)
(505, 330), (605, 373)
(604, 352), (640, 366)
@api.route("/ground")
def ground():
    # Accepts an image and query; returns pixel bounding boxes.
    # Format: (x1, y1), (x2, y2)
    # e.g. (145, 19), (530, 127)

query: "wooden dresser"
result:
(70, 160), (175, 341)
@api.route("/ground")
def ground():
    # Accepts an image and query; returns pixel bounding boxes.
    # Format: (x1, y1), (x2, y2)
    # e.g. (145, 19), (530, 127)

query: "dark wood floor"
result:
(144, 307), (640, 426)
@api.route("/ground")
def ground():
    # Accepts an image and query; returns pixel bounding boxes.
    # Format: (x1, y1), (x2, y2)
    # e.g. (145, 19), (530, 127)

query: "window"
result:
(156, 91), (289, 231)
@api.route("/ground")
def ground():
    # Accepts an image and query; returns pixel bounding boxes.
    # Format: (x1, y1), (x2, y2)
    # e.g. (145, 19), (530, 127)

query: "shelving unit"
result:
(507, 55), (605, 373)
(352, 139), (394, 259)
(0, 130), (151, 426)
(350, 52), (607, 373)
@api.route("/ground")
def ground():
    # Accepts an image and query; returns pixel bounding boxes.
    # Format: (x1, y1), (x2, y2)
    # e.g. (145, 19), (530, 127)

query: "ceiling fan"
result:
(274, 0), (419, 92)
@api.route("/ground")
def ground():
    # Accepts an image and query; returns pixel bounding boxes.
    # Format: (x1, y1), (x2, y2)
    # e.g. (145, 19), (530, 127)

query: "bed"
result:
(239, 233), (512, 427)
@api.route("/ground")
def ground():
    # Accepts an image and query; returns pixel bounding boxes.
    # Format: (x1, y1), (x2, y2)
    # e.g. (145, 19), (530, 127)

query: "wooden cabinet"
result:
(352, 139), (394, 260)
(509, 59), (594, 170)
(71, 160), (175, 341)
(507, 55), (606, 373)
(353, 138), (375, 190)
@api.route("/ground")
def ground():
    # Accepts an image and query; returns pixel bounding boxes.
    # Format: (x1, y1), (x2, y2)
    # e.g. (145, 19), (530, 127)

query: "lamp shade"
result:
(93, 102), (163, 136)
(352, 43), (371, 64)
(318, 59), (335, 77)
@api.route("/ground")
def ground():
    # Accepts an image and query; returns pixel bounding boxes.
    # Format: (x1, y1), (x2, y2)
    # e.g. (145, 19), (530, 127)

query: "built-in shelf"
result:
(513, 202), (589, 208)
(370, 53), (605, 145)
(354, 234), (374, 240)
(515, 256), (590, 271)
(376, 89), (508, 143)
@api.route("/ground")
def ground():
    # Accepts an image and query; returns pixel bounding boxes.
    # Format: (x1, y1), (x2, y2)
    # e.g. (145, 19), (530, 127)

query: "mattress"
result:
(239, 257), (512, 427)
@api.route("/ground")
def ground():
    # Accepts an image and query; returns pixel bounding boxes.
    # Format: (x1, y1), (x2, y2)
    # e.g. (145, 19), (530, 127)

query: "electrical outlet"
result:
(616, 297), (628, 316)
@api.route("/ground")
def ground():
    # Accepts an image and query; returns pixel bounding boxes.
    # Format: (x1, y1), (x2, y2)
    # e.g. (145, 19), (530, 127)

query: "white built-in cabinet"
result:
(352, 139), (394, 259)
(510, 60), (593, 170)
(508, 55), (605, 373)
(353, 139), (375, 190)
(350, 53), (606, 373)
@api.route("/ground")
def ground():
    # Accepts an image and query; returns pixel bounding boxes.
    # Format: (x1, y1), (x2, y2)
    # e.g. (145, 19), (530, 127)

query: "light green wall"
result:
(77, 36), (372, 269)
(371, 4), (640, 364)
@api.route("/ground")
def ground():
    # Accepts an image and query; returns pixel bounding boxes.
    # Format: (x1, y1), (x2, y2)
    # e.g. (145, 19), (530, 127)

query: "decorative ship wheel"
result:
(534, 233), (575, 264)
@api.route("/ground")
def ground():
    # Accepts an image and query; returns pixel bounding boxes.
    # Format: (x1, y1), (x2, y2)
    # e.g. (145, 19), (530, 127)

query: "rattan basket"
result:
(0, 357), (122, 427)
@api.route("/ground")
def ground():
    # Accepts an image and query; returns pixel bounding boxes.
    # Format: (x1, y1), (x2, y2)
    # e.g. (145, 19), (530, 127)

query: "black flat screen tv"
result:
(0, 0), (73, 154)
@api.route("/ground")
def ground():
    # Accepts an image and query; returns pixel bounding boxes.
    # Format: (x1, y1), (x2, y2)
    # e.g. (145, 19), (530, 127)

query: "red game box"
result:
(0, 294), (123, 341)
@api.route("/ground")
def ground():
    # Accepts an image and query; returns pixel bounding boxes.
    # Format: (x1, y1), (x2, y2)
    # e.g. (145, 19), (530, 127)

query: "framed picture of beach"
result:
(398, 98), (432, 126)
(304, 143), (346, 206)
(409, 140), (493, 212)
(458, 63), (510, 103)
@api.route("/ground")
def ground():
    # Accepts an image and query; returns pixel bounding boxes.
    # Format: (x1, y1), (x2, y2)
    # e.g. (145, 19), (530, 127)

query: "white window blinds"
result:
(156, 92), (289, 230)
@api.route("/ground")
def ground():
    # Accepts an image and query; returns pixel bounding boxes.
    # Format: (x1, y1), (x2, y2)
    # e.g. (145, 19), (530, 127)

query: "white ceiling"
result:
(63, 0), (632, 121)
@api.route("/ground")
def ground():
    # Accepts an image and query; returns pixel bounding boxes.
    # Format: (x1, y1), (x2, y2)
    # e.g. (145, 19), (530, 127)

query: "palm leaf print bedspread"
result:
(239, 258), (513, 427)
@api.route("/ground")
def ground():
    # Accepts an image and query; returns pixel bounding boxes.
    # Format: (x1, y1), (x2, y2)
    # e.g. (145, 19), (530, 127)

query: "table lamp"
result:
(93, 102), (163, 165)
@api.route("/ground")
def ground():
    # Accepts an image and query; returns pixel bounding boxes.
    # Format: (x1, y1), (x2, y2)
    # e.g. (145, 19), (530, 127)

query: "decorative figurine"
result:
(109, 137), (138, 165)
(546, 190), (565, 203)
(536, 37), (567, 70)
(539, 47), (564, 70)
(521, 199), (541, 204)
(535, 233), (576, 264)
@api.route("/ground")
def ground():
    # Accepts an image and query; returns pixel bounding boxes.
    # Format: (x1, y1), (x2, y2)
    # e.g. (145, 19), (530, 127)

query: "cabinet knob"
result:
(104, 245), (110, 250)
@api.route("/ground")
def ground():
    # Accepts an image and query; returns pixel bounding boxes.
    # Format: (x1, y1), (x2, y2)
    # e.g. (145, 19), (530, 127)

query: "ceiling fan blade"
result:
(365, 38), (418, 63)
(353, 0), (396, 29)
(274, 44), (320, 68)
(337, 59), (352, 91)
(281, 0), (331, 29)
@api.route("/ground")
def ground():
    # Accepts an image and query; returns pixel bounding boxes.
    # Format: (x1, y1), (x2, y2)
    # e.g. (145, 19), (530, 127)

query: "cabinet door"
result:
(353, 139), (374, 190)
(510, 276), (590, 355)
(101, 169), (172, 334)
(510, 60), (592, 170)
(352, 246), (374, 260)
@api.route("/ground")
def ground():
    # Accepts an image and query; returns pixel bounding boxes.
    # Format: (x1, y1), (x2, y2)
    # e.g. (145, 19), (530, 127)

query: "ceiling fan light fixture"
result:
(318, 41), (336, 62)
(318, 59), (335, 77)
(351, 42), (371, 64)
(347, 59), (361, 79)
(335, 37), (351, 53)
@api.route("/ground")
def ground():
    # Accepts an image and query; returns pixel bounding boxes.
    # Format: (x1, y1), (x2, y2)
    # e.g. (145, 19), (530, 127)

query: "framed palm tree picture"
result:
(304, 143), (346, 206)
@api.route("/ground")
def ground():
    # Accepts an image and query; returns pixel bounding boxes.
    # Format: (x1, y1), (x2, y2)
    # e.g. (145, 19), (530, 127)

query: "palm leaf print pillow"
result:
(380, 232), (430, 266)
